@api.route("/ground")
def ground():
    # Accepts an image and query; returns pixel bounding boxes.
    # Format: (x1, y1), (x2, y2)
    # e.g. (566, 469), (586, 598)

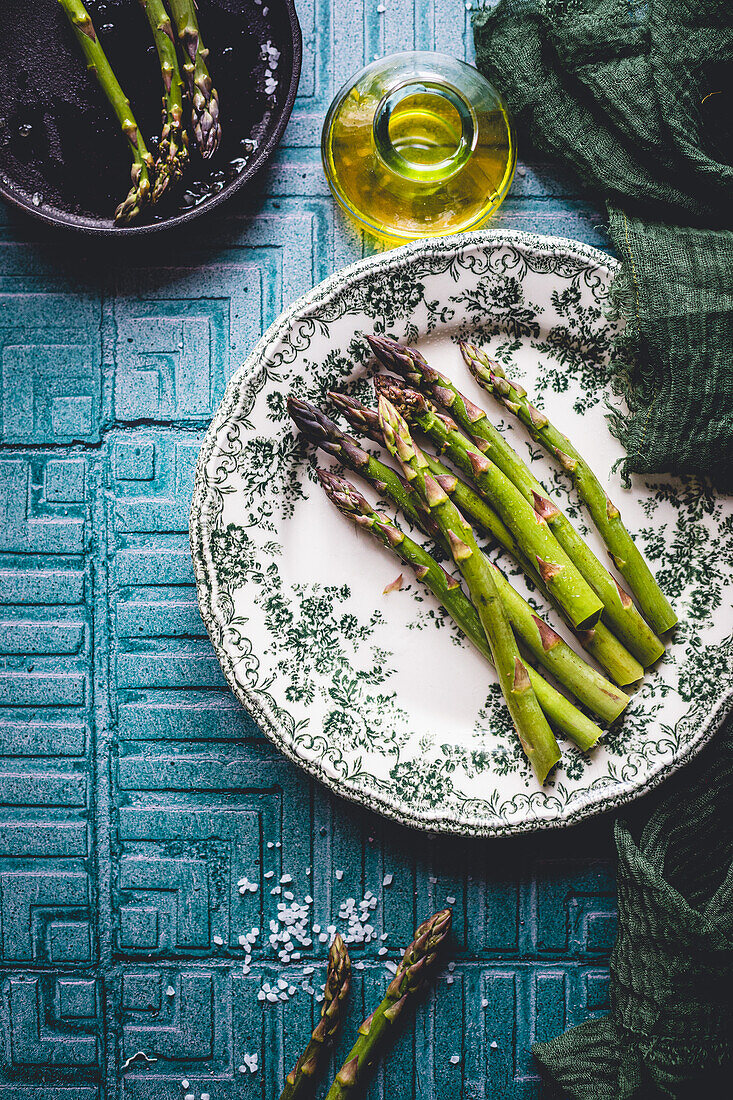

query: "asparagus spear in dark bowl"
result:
(58, 0), (154, 223)
(139, 0), (189, 200)
(168, 0), (221, 158)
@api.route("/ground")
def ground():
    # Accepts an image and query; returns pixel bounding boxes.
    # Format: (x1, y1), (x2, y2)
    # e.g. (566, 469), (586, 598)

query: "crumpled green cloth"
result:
(532, 714), (733, 1097)
(473, 0), (733, 487)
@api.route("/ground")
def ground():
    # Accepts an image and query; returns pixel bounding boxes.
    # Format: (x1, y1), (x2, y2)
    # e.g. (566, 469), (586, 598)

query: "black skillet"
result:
(0, 0), (301, 235)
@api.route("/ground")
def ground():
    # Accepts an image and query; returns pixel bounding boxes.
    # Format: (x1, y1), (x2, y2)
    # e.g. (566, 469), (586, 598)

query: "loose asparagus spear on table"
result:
(324, 910), (452, 1100)
(374, 374), (644, 688)
(319, 470), (606, 751)
(279, 934), (351, 1100)
(370, 335), (665, 667)
(58, 0), (154, 223)
(168, 0), (221, 158)
(462, 341), (678, 636)
(139, 0), (189, 200)
(292, 394), (626, 723)
(379, 396), (561, 784)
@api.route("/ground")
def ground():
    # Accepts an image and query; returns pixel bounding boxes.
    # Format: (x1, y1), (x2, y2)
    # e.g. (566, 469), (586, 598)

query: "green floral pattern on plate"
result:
(190, 230), (733, 837)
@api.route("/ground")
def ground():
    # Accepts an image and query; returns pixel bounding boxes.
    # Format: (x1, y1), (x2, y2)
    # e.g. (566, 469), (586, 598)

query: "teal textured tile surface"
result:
(0, 2), (616, 1096)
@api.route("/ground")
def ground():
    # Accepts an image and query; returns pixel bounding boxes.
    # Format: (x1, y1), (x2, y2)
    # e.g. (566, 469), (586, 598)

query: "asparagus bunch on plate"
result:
(289, 398), (625, 781)
(291, 397), (627, 729)
(288, 334), (674, 784)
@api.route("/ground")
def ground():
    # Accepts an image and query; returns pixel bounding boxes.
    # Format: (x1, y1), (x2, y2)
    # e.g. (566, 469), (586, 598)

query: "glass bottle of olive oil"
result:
(322, 52), (516, 243)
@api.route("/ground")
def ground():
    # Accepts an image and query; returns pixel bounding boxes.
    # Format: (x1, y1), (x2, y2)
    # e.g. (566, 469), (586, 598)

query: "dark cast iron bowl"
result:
(0, 0), (301, 235)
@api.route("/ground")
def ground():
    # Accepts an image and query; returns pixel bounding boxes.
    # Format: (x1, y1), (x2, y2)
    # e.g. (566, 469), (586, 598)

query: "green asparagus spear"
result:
(168, 0), (221, 158)
(463, 342), (678, 635)
(325, 910), (452, 1100)
(375, 374), (644, 687)
(369, 335), (664, 666)
(380, 396), (561, 784)
(319, 470), (605, 750)
(139, 0), (188, 200)
(288, 396), (429, 534)
(280, 934), (351, 1100)
(58, 0), (153, 223)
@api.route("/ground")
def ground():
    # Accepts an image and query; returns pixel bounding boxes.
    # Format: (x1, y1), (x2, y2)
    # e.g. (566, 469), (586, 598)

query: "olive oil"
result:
(322, 53), (516, 243)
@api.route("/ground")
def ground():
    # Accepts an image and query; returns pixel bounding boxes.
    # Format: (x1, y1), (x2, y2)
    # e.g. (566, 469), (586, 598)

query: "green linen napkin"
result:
(473, 0), (733, 487)
(533, 714), (733, 1098)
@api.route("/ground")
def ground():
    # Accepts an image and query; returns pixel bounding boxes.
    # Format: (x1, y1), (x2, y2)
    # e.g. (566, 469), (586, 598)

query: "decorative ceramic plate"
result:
(190, 230), (732, 837)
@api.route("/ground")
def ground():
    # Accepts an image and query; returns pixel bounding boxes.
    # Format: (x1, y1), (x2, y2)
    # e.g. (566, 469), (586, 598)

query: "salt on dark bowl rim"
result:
(0, 0), (302, 237)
